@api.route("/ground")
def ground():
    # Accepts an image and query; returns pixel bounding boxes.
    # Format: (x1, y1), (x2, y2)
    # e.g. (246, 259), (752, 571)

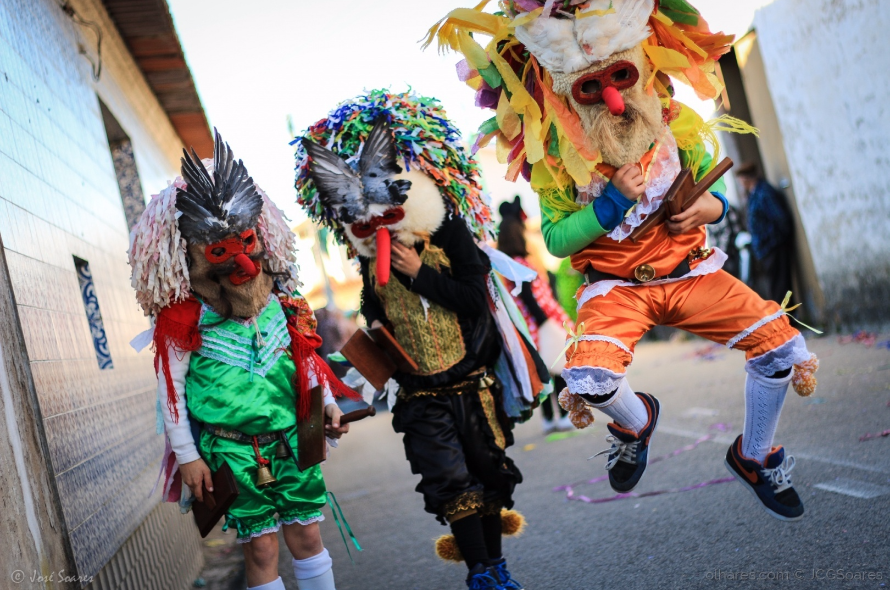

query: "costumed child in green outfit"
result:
(128, 131), (360, 590)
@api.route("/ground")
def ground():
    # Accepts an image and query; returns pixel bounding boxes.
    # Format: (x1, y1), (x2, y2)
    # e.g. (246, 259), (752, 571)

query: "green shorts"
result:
(199, 425), (327, 542)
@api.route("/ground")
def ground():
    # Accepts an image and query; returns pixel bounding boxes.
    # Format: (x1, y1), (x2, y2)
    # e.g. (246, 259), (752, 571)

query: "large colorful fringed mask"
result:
(424, 0), (753, 215)
(129, 129), (300, 319)
(293, 90), (493, 285)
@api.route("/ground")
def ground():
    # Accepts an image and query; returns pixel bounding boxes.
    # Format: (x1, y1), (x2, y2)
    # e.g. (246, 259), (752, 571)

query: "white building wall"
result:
(0, 0), (203, 583)
(754, 0), (890, 325)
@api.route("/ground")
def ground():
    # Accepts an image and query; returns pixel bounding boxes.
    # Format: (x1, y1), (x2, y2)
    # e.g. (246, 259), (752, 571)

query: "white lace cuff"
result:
(563, 366), (626, 396)
(745, 333), (811, 378)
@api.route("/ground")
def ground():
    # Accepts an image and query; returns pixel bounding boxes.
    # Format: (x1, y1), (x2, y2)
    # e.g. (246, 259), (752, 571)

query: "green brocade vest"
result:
(372, 244), (466, 376)
(186, 296), (297, 435)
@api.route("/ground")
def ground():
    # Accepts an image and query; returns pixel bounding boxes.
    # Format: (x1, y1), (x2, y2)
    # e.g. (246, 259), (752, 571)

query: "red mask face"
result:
(204, 229), (258, 263)
(571, 61), (640, 110)
(349, 207), (406, 239)
(204, 229), (261, 285)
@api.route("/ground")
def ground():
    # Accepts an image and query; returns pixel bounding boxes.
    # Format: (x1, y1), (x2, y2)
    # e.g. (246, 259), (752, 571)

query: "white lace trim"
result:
(564, 366), (626, 397)
(237, 523), (282, 544)
(576, 248), (728, 308)
(236, 514), (325, 544)
(745, 333), (811, 378)
(608, 133), (682, 241)
(575, 335), (633, 357)
(280, 514), (325, 527)
(726, 309), (785, 349)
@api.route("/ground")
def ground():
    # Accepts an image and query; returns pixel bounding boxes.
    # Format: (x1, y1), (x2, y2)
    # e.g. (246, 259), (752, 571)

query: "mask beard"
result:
(187, 242), (274, 319)
(576, 88), (663, 167)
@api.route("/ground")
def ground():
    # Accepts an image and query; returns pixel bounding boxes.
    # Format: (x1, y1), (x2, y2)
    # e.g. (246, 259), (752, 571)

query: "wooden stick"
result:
(628, 158), (733, 242)
(328, 405), (377, 426)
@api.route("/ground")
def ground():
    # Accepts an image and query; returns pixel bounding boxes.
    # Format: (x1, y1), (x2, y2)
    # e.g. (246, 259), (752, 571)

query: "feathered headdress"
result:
(176, 130), (264, 243)
(129, 135), (301, 316)
(293, 89), (494, 246)
(423, 1), (750, 207)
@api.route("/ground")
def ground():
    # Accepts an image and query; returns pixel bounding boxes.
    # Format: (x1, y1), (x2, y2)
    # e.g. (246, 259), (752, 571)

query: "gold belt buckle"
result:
(634, 264), (656, 283)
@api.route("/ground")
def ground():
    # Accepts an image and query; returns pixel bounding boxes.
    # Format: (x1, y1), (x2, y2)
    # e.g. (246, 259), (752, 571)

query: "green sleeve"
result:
(540, 199), (609, 258)
(679, 144), (727, 195)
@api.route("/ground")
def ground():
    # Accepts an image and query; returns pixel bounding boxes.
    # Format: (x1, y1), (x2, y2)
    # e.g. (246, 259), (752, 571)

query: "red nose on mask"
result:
(571, 60), (640, 116)
(375, 228), (391, 286)
(229, 253), (260, 285)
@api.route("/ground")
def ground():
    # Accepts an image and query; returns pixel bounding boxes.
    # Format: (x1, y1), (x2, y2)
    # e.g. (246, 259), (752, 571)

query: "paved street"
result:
(203, 333), (890, 590)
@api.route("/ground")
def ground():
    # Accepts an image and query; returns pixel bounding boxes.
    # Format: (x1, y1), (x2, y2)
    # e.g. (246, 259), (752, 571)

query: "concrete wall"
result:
(0, 0), (203, 584)
(754, 0), (890, 327)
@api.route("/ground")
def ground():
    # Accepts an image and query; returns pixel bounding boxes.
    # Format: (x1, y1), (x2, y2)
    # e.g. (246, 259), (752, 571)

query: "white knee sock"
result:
(742, 372), (790, 463)
(588, 378), (648, 434)
(248, 577), (285, 590)
(294, 549), (335, 590)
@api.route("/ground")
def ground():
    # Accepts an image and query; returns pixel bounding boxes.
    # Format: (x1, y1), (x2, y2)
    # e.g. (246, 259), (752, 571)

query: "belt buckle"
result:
(634, 264), (656, 283)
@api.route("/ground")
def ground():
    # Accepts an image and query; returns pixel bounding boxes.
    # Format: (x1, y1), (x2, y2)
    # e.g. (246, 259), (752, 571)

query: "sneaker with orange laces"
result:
(594, 392), (660, 493)
(725, 434), (804, 521)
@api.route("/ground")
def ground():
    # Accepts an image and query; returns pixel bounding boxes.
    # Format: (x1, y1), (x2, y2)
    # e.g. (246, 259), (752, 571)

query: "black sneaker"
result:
(491, 558), (523, 589)
(725, 434), (804, 521)
(466, 563), (502, 590)
(594, 392), (660, 493)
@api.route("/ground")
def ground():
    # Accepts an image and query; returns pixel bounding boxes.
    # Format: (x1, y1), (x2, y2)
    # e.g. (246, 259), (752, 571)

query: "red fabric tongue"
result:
(602, 86), (625, 116)
(234, 253), (260, 277)
(376, 228), (391, 286)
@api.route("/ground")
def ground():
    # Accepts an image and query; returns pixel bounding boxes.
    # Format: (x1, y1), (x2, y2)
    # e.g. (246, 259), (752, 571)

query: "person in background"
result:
(736, 162), (795, 303)
(497, 197), (573, 434)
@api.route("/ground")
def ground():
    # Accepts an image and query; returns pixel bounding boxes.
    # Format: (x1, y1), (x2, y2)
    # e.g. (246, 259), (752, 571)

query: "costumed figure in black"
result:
(294, 91), (550, 590)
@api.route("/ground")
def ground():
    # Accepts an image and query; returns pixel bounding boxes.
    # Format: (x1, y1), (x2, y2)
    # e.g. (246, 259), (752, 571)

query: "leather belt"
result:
(398, 369), (496, 401)
(204, 424), (286, 444)
(585, 258), (691, 285)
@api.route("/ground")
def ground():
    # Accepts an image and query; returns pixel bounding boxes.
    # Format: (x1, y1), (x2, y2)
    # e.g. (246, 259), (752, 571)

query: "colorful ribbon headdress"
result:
(423, 0), (741, 197)
(293, 90), (494, 247)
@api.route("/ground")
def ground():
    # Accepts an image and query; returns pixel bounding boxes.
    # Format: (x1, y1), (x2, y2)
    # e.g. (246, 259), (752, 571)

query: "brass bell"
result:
(275, 440), (291, 459)
(255, 463), (277, 487)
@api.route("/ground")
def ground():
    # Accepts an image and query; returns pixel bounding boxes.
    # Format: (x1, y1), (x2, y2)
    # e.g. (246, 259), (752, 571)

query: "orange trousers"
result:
(566, 270), (800, 381)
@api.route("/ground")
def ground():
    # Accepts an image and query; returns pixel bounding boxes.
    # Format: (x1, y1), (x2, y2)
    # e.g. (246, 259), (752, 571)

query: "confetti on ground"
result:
(838, 330), (879, 347)
(686, 343), (725, 361)
(203, 540), (226, 548)
(859, 429), (890, 442)
(522, 444), (537, 452)
(545, 430), (585, 442)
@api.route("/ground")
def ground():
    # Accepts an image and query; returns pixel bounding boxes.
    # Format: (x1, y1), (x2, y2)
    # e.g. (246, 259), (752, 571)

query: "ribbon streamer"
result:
(780, 291), (823, 335)
(327, 492), (362, 563)
(555, 424), (734, 504)
(551, 321), (586, 371)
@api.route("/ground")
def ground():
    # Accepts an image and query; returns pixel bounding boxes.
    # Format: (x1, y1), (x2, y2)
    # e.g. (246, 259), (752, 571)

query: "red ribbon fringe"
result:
(153, 299), (202, 423)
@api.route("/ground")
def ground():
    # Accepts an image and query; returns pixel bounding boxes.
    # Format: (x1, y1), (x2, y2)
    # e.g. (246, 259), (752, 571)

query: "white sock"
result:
(294, 549), (335, 590)
(742, 372), (790, 463)
(248, 577), (285, 590)
(588, 378), (648, 434)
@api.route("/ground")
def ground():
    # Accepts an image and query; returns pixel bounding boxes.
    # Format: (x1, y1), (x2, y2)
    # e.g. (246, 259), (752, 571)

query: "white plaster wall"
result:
(754, 0), (890, 321)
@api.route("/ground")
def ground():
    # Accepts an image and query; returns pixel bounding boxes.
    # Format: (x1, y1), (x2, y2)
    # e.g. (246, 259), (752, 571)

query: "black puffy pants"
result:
(392, 382), (522, 524)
